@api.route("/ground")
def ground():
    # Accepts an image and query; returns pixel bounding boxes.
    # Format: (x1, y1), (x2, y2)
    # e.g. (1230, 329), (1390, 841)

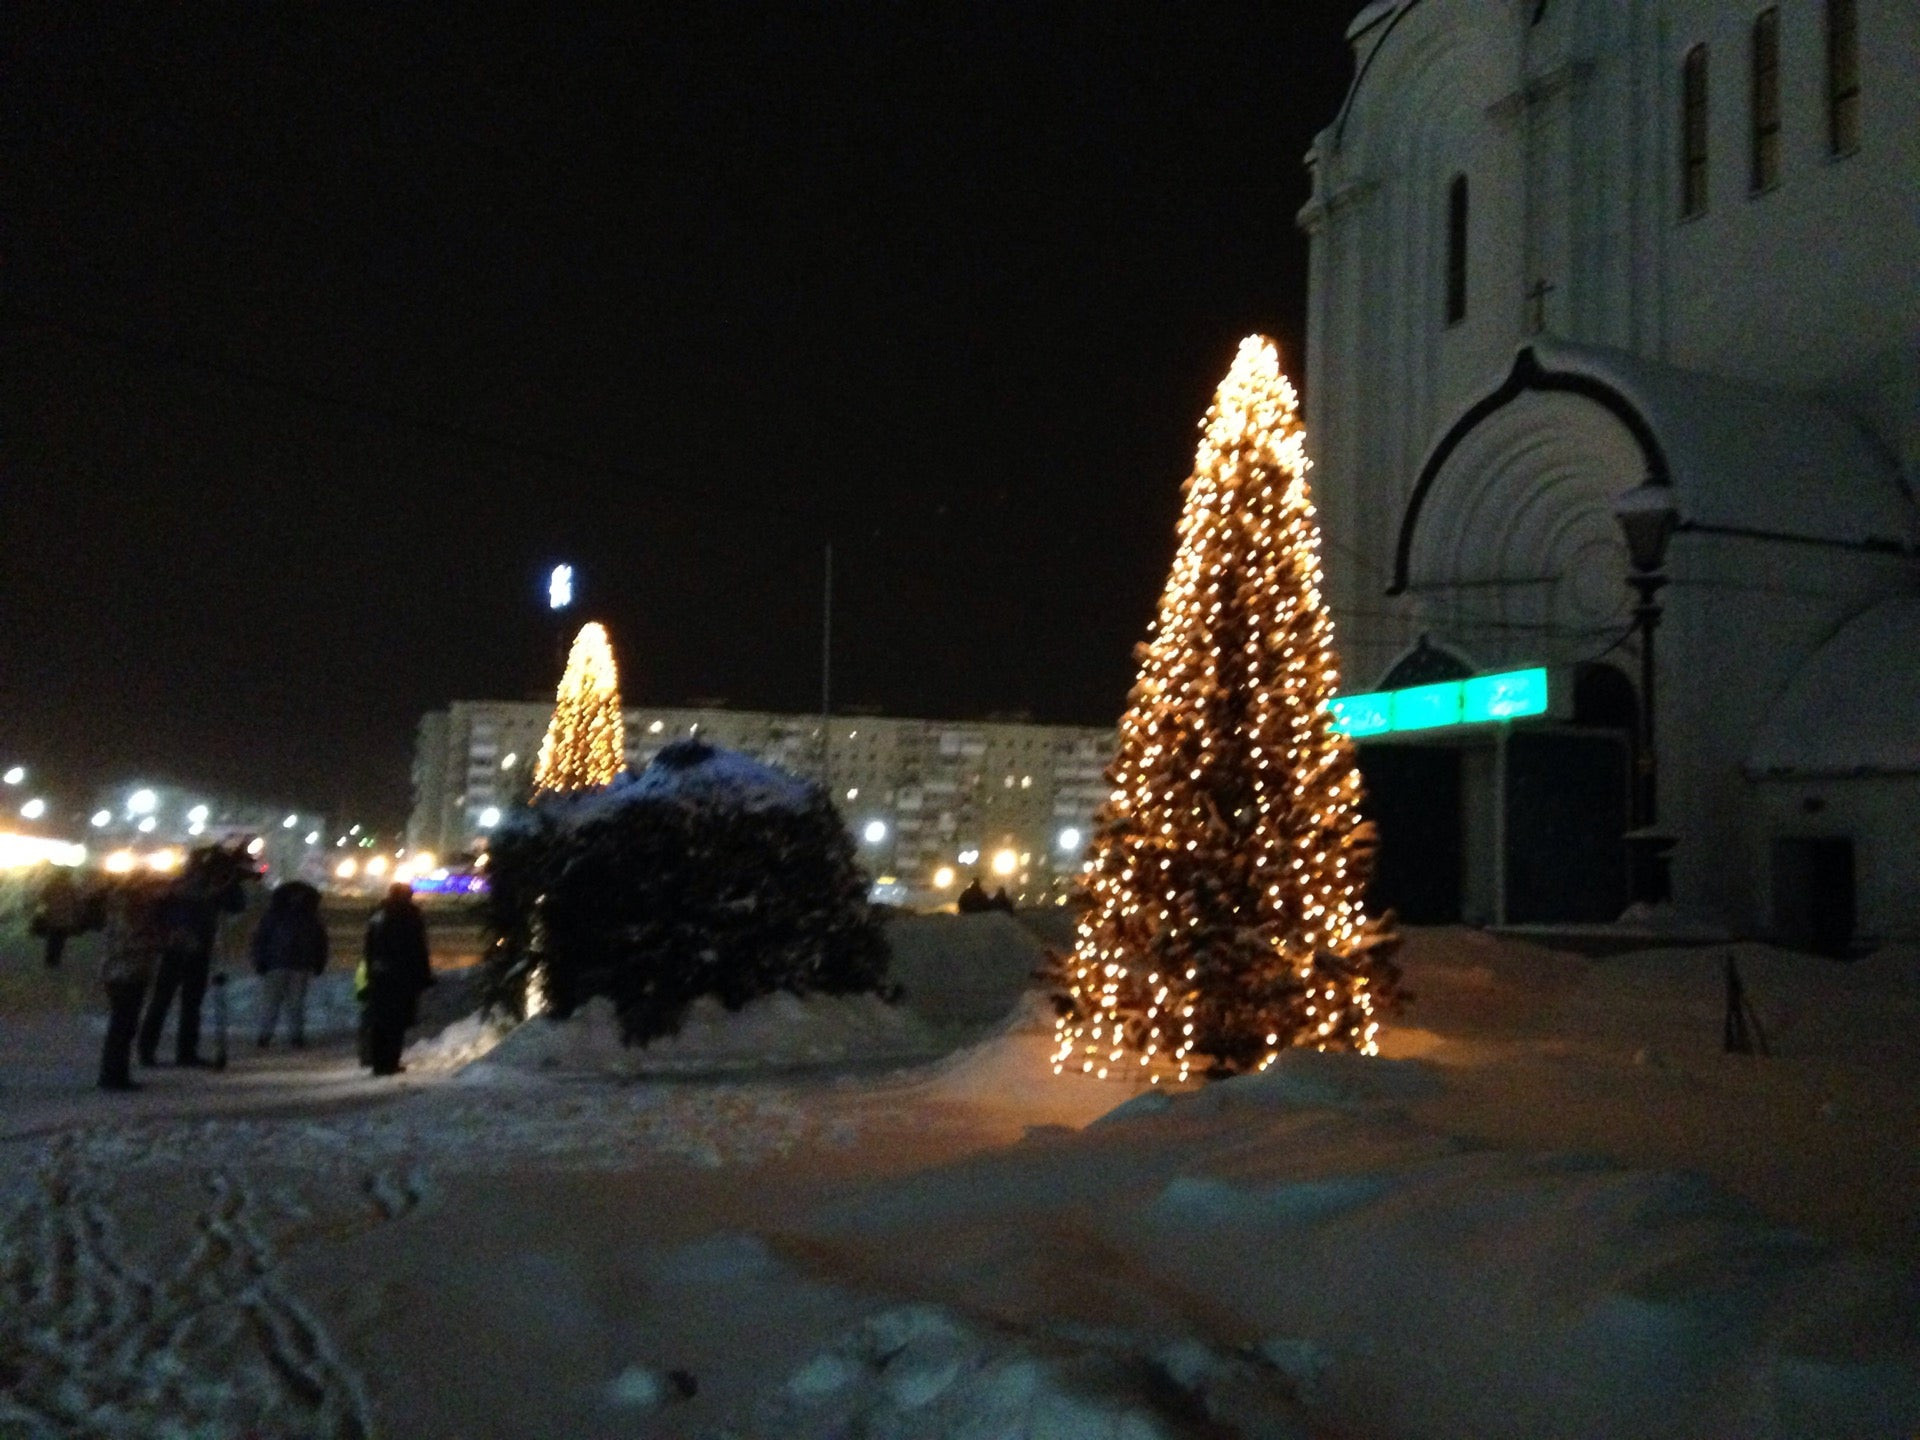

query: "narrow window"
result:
(1681, 45), (1710, 217)
(1444, 174), (1468, 324)
(1750, 9), (1780, 191)
(1826, 0), (1859, 155)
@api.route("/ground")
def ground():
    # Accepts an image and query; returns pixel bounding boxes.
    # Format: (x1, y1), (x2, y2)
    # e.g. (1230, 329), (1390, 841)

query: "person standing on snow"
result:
(360, 882), (433, 1076)
(30, 866), (86, 967)
(137, 845), (252, 1069)
(251, 880), (328, 1049)
(99, 877), (167, 1092)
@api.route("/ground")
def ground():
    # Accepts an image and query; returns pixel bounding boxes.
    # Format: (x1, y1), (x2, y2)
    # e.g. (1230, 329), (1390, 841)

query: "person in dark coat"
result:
(30, 867), (85, 967)
(251, 880), (328, 1048)
(360, 883), (433, 1076)
(138, 845), (252, 1068)
(955, 876), (992, 914)
(99, 877), (166, 1092)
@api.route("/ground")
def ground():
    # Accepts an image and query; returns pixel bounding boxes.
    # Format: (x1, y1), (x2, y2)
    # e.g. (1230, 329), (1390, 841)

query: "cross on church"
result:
(1525, 276), (1557, 335)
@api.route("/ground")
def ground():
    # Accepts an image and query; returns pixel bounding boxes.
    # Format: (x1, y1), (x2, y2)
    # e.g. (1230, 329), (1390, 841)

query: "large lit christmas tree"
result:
(1053, 336), (1398, 1084)
(533, 621), (627, 794)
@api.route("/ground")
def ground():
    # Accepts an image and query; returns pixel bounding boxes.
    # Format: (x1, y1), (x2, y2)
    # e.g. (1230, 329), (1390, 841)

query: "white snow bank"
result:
(883, 911), (1054, 1029)
(753, 1303), (1316, 1440)
(471, 990), (940, 1079)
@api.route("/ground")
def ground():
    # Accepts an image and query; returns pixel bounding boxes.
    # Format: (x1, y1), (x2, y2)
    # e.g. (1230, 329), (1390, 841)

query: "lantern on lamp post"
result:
(1612, 481), (1680, 904)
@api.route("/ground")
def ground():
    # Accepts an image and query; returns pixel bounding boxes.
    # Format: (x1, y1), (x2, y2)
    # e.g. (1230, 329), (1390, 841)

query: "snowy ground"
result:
(1, 916), (1916, 1438)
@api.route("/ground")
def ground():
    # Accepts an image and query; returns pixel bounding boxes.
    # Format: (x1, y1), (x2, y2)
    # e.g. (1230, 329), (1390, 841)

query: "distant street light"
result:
(862, 819), (888, 844)
(20, 798), (47, 820)
(478, 806), (502, 829)
(548, 564), (575, 611)
(1057, 827), (1082, 852)
(991, 848), (1018, 877)
(127, 788), (157, 816)
(2, 766), (23, 786)
(91, 810), (111, 828)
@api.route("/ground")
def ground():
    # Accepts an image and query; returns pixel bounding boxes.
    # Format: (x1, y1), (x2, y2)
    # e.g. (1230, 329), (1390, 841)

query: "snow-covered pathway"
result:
(4, 923), (1919, 1438)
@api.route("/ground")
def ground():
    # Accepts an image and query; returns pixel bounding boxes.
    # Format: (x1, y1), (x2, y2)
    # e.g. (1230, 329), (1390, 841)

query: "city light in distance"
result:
(127, 789), (157, 816)
(187, 804), (210, 825)
(933, 866), (956, 888)
(188, 822), (206, 837)
(478, 806), (502, 829)
(336, 859), (359, 880)
(992, 848), (1018, 876)
(958, 848), (980, 864)
(862, 819), (888, 844)
(548, 564), (575, 611)
(2, 766), (24, 786)
(1057, 827), (1082, 851)
(303, 831), (320, 846)
(20, 798), (46, 820)
(246, 837), (266, 856)
(137, 817), (157, 834)
(846, 788), (859, 801)
(0, 832), (86, 870)
(501, 753), (517, 770)
(366, 855), (391, 877)
(103, 850), (139, 874)
(147, 849), (182, 873)
(282, 814), (298, 829)
(91, 810), (111, 828)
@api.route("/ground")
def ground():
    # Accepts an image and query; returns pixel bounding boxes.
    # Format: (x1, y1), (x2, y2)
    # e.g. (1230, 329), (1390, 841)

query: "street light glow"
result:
(91, 810), (111, 828)
(2, 766), (23, 786)
(1057, 827), (1082, 851)
(548, 564), (574, 611)
(137, 817), (157, 834)
(933, 866), (956, 888)
(20, 798), (47, 820)
(128, 788), (157, 816)
(478, 806), (502, 829)
(187, 804), (210, 825)
(282, 813), (298, 829)
(991, 848), (1018, 876)
(862, 819), (888, 844)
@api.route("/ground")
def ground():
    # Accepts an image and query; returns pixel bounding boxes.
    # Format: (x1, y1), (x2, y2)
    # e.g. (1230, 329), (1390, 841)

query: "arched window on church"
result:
(1444, 174), (1468, 325)
(1749, 9), (1780, 192)
(1826, 0), (1859, 155)
(1681, 45), (1710, 217)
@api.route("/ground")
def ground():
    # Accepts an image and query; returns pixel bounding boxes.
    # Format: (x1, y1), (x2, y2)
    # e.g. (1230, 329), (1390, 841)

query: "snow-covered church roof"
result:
(1394, 339), (1914, 592)
(1747, 596), (1920, 777)
(1524, 338), (1912, 551)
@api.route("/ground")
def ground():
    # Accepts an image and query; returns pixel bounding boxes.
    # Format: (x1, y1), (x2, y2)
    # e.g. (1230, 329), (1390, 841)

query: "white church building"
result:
(1299, 0), (1918, 943)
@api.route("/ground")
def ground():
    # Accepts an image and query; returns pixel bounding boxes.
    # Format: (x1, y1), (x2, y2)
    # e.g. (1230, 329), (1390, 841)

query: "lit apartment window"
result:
(1750, 9), (1780, 191)
(1826, 0), (1859, 155)
(1444, 174), (1469, 324)
(1681, 45), (1710, 217)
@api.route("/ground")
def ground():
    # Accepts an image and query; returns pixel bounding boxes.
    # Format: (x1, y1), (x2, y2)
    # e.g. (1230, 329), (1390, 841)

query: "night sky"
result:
(2, 5), (1360, 828)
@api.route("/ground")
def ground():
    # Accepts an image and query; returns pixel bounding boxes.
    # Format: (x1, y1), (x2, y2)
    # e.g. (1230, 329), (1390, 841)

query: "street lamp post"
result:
(1612, 481), (1680, 906)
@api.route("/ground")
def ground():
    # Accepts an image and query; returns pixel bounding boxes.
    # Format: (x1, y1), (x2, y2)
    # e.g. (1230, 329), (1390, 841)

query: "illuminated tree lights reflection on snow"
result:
(533, 622), (627, 795)
(1052, 336), (1400, 1084)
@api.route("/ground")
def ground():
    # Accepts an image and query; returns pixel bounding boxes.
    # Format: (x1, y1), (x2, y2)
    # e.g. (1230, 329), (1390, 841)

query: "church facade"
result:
(1299, 0), (1918, 941)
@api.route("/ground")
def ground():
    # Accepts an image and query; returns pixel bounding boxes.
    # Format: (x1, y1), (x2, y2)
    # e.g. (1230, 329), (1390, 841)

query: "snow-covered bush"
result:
(480, 739), (891, 1045)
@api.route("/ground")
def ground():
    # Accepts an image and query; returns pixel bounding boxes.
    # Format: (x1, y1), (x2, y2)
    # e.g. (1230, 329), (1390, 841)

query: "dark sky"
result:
(1, 4), (1360, 828)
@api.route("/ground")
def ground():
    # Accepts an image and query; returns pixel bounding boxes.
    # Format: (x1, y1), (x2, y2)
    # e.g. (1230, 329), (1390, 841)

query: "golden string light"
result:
(532, 621), (628, 794)
(1052, 336), (1398, 1084)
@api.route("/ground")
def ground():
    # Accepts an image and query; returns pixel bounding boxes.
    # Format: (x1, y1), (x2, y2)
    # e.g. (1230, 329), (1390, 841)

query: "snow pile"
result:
(884, 911), (1054, 1030)
(752, 1303), (1315, 1439)
(468, 991), (939, 1078)
(404, 1010), (511, 1071)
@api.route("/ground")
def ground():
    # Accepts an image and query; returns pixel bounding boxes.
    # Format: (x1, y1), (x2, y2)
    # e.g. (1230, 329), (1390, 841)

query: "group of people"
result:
(32, 848), (436, 1091)
(954, 876), (1019, 915)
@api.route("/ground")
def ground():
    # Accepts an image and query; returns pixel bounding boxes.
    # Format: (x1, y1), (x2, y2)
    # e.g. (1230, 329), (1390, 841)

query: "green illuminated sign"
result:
(1330, 667), (1549, 738)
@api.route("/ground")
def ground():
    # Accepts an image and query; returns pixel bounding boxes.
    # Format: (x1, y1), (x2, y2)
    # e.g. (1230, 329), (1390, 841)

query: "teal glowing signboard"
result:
(1329, 667), (1549, 738)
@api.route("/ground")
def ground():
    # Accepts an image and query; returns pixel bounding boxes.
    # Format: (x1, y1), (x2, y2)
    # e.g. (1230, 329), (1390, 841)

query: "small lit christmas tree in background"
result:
(1053, 335), (1398, 1084)
(533, 621), (627, 794)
